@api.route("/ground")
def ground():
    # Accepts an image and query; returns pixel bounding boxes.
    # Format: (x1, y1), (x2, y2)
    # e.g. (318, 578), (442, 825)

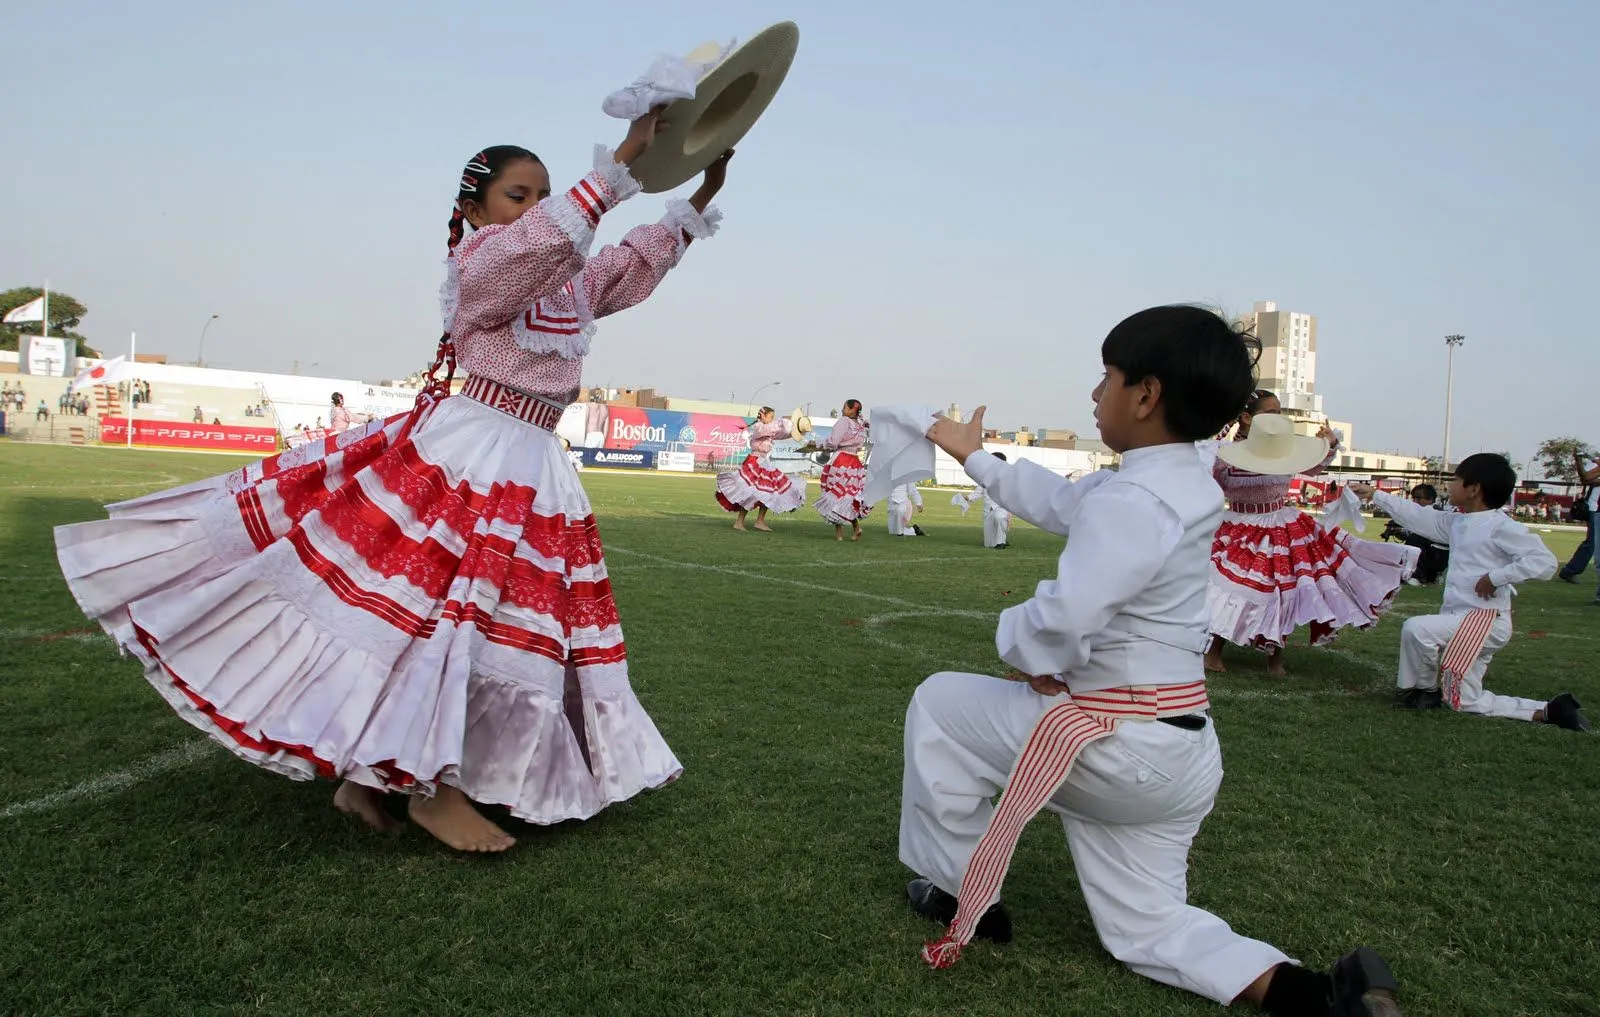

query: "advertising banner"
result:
(601, 406), (754, 462)
(576, 447), (653, 469)
(101, 417), (280, 453)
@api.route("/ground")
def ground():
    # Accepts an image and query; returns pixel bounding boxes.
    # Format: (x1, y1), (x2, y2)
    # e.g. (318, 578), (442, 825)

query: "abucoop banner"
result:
(602, 406), (753, 461)
(101, 417), (280, 453)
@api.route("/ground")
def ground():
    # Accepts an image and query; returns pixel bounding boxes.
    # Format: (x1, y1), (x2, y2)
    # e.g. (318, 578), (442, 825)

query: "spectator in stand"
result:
(36, 399), (49, 421)
(192, 406), (203, 423)
(1557, 450), (1600, 599)
(329, 392), (354, 434)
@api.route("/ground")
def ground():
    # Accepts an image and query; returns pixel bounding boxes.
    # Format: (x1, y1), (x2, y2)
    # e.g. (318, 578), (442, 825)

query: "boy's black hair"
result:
(1454, 453), (1516, 509)
(1100, 305), (1262, 442)
(1410, 482), (1437, 502)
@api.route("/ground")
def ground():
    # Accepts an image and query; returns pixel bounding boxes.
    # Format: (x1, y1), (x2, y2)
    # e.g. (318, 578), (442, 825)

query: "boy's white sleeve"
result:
(1487, 519), (1559, 588)
(995, 484), (1178, 676)
(964, 452), (1111, 537)
(1372, 491), (1455, 546)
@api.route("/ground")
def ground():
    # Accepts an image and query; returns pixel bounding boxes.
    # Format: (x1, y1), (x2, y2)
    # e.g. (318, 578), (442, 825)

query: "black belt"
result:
(1158, 714), (1208, 730)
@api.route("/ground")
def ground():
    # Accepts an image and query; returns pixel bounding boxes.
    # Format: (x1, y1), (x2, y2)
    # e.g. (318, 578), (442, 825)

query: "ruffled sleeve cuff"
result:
(660, 198), (722, 262)
(541, 145), (645, 255)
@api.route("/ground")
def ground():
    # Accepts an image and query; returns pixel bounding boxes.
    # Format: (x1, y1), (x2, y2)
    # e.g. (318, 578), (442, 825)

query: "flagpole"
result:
(42, 280), (48, 341)
(127, 331), (136, 448)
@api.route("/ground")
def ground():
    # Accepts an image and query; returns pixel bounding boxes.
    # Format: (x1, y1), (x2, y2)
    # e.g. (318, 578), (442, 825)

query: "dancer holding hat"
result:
(899, 306), (1403, 1016)
(55, 101), (735, 853)
(1202, 390), (1416, 676)
(812, 400), (871, 541)
(716, 406), (805, 531)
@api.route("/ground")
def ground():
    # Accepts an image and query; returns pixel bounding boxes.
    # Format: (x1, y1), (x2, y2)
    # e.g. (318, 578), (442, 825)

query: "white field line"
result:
(0, 740), (217, 821)
(605, 547), (994, 619)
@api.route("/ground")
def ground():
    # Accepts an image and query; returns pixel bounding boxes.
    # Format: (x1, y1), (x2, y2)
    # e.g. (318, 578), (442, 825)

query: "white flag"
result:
(3, 296), (45, 323)
(68, 355), (135, 391)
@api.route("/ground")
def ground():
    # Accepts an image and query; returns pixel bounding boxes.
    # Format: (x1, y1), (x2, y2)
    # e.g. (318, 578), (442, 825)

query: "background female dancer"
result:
(716, 406), (805, 531)
(813, 399), (870, 541)
(1204, 390), (1416, 675)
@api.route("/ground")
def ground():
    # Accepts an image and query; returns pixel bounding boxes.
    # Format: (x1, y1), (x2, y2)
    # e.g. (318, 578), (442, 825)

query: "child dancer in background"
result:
(954, 451), (1012, 548)
(716, 406), (805, 531)
(55, 109), (733, 852)
(814, 399), (871, 541)
(887, 482), (925, 536)
(1352, 457), (1587, 730)
(1204, 390), (1415, 676)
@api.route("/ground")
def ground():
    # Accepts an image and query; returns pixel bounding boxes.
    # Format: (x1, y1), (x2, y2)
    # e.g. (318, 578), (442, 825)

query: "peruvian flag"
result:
(68, 355), (135, 391)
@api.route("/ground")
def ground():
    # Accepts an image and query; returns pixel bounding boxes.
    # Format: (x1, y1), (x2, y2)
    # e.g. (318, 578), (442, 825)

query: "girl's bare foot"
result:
(408, 786), (516, 853)
(852, 525), (863, 542)
(732, 519), (746, 531)
(835, 525), (844, 541)
(1203, 651), (1227, 673)
(333, 780), (403, 833)
(753, 521), (773, 532)
(1267, 651), (1287, 677)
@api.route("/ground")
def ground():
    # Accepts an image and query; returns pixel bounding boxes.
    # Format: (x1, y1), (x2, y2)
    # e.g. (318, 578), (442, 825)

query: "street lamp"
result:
(1442, 334), (1465, 477)
(197, 313), (219, 366)
(746, 380), (781, 416)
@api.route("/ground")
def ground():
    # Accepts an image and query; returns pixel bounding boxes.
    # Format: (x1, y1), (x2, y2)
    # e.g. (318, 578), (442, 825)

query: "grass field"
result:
(1, 441), (1597, 1017)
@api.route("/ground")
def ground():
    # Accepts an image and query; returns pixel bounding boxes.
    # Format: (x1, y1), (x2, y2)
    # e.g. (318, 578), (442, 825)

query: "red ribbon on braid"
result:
(395, 336), (457, 445)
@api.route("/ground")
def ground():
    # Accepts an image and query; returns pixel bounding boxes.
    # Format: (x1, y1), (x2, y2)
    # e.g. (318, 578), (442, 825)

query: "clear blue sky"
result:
(3, 0), (1595, 470)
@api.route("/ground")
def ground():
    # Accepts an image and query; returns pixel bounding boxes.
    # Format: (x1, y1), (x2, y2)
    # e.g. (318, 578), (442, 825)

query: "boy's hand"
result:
(1475, 574), (1498, 599)
(1347, 482), (1376, 499)
(927, 405), (987, 464)
(1004, 669), (1068, 695)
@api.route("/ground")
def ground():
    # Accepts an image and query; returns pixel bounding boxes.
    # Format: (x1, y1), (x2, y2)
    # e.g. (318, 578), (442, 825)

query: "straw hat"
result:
(629, 22), (801, 193)
(1215, 413), (1329, 476)
(788, 405), (812, 438)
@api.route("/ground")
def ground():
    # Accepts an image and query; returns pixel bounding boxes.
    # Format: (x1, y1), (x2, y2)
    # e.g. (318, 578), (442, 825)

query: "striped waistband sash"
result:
(922, 680), (1209, 969)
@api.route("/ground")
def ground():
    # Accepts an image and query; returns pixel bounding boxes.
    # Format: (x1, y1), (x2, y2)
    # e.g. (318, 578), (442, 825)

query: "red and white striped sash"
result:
(460, 375), (566, 432)
(921, 680), (1210, 969)
(1440, 608), (1498, 710)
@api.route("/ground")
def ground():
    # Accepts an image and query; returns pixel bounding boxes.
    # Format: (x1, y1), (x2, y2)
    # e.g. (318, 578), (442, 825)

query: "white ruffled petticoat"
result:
(54, 392), (682, 824)
(715, 454), (806, 514)
(814, 451), (871, 525)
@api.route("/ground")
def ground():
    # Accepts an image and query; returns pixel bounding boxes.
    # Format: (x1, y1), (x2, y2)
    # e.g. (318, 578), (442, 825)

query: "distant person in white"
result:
(886, 482), (923, 536)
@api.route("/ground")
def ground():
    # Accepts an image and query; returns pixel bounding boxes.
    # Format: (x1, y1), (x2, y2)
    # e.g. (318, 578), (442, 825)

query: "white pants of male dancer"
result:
(983, 504), (1009, 547)
(900, 671), (1292, 1004)
(1398, 610), (1544, 720)
(888, 488), (921, 536)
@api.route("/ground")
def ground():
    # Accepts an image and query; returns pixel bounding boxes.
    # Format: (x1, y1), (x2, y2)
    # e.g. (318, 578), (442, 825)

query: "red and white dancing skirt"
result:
(715, 454), (805, 514)
(1208, 506), (1419, 650)
(53, 379), (682, 824)
(814, 450), (871, 525)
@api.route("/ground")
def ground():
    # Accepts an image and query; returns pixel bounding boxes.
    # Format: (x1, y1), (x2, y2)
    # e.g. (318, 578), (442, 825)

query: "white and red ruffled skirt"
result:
(814, 450), (870, 525)
(53, 382), (682, 824)
(1208, 505), (1418, 650)
(715, 454), (805, 514)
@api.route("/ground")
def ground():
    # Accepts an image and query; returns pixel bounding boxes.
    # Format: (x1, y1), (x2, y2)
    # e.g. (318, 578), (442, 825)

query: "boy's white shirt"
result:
(1372, 491), (1557, 615)
(963, 446), (1216, 691)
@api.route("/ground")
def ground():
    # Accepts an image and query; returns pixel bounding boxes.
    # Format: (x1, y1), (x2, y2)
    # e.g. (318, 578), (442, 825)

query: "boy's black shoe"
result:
(905, 878), (1012, 943)
(1557, 572), (1578, 584)
(912, 524), (925, 536)
(994, 542), (1009, 550)
(1328, 947), (1403, 1016)
(1544, 692), (1590, 732)
(1262, 947), (1402, 1016)
(1394, 688), (1442, 710)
